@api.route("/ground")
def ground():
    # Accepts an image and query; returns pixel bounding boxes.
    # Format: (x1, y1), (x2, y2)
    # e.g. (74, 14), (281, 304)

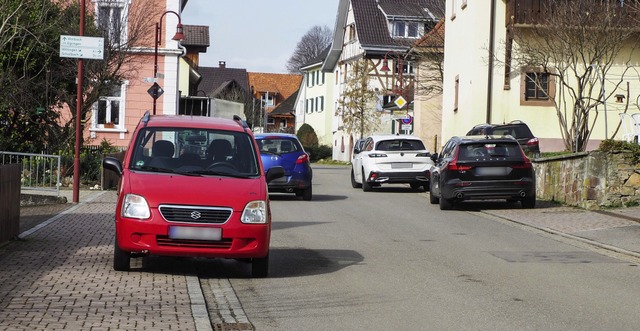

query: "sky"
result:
(181, 0), (341, 74)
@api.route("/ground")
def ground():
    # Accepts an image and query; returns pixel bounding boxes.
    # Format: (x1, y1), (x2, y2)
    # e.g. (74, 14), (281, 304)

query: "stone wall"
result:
(533, 151), (640, 209)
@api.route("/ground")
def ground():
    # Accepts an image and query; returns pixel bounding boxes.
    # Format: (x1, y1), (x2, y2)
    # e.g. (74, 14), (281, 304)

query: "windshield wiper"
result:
(190, 169), (252, 178)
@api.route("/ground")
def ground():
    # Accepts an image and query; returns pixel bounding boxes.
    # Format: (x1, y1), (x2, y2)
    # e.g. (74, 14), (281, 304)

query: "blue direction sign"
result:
(59, 35), (104, 60)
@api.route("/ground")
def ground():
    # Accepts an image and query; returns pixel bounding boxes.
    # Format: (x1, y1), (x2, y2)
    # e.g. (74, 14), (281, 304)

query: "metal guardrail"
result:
(0, 151), (61, 196)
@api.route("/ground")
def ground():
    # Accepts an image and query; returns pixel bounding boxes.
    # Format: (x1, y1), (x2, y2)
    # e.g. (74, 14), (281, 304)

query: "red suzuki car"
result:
(103, 113), (283, 277)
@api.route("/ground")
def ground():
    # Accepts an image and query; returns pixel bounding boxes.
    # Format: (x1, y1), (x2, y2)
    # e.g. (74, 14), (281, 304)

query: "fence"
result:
(0, 164), (20, 243)
(0, 151), (61, 196)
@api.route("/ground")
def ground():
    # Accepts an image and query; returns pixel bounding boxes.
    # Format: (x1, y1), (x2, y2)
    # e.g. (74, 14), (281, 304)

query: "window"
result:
(392, 22), (420, 38)
(93, 82), (127, 130)
(520, 68), (555, 106)
(96, 0), (127, 45)
(316, 96), (324, 112)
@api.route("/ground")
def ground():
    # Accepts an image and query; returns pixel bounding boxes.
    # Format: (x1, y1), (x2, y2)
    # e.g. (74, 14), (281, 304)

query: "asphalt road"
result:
(231, 165), (640, 330)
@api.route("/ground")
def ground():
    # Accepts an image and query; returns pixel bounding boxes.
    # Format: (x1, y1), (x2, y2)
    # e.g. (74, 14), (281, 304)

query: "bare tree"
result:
(337, 58), (381, 138)
(286, 25), (332, 74)
(506, 0), (640, 152)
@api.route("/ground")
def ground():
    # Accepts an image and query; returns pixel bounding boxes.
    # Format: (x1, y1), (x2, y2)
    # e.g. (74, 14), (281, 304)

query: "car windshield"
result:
(129, 127), (260, 177)
(257, 138), (300, 155)
(457, 142), (524, 161)
(376, 139), (426, 151)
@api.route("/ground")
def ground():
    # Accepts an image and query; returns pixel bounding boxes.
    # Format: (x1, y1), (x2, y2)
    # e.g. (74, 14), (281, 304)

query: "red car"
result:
(103, 113), (283, 277)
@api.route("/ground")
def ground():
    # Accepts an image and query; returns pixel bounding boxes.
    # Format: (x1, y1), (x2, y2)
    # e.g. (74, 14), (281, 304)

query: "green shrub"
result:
(305, 145), (332, 162)
(599, 139), (640, 164)
(297, 123), (319, 147)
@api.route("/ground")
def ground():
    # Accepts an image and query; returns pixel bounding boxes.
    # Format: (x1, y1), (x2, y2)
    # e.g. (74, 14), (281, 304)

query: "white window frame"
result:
(95, 0), (129, 46)
(91, 81), (128, 131)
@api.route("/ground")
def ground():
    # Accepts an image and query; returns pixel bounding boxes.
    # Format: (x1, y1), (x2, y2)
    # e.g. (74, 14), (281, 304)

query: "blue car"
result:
(254, 133), (313, 200)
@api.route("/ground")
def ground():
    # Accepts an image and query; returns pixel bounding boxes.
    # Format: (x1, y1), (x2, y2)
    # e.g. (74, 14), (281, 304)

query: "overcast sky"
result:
(181, 0), (340, 74)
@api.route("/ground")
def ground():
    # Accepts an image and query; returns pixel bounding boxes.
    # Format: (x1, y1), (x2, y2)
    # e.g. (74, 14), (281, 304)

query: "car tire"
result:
(439, 197), (454, 210)
(302, 186), (312, 201)
(410, 182), (425, 192)
(521, 195), (536, 209)
(251, 254), (269, 278)
(429, 191), (439, 205)
(113, 237), (130, 271)
(351, 169), (361, 188)
(361, 170), (372, 192)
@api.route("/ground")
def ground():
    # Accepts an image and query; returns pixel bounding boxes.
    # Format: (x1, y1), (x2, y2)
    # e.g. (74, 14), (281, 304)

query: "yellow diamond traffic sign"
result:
(394, 96), (407, 109)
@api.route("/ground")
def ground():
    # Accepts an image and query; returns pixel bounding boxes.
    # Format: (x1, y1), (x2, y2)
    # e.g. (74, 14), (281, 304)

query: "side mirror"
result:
(353, 147), (361, 154)
(266, 166), (285, 183)
(103, 157), (123, 176)
(430, 153), (439, 162)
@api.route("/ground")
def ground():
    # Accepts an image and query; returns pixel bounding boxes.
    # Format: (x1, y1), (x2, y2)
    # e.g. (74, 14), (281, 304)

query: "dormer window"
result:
(392, 21), (419, 38)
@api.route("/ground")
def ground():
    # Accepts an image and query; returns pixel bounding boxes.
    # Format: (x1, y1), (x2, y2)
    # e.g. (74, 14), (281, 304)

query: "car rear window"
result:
(457, 142), (524, 161)
(491, 125), (533, 139)
(257, 138), (300, 154)
(376, 139), (426, 151)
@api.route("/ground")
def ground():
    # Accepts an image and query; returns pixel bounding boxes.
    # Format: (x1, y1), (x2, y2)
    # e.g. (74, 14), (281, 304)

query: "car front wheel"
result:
(113, 237), (130, 271)
(251, 254), (269, 278)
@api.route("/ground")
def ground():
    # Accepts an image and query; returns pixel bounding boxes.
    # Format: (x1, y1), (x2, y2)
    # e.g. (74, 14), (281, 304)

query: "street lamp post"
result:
(380, 51), (409, 134)
(152, 10), (184, 115)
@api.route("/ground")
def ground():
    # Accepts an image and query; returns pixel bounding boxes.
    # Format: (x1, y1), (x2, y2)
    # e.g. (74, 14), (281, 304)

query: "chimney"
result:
(219, 61), (226, 69)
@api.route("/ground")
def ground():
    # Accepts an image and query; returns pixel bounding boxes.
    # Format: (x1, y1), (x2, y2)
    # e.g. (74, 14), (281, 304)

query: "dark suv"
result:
(466, 120), (540, 158)
(429, 135), (536, 210)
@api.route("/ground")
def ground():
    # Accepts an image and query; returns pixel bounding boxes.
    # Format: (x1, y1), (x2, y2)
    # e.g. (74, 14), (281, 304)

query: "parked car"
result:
(466, 120), (540, 158)
(102, 112), (284, 277)
(254, 133), (313, 201)
(429, 135), (536, 210)
(351, 134), (433, 191)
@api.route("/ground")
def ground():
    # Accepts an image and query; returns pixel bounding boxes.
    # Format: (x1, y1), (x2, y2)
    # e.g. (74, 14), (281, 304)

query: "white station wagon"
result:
(351, 135), (434, 191)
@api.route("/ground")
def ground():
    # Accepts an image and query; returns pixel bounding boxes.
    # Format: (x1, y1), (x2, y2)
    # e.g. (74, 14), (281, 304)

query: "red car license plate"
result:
(169, 226), (222, 241)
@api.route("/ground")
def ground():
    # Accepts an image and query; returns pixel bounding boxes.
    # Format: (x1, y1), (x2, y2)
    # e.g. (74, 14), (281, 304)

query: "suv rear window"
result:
(457, 142), (524, 161)
(376, 139), (426, 151)
(489, 125), (533, 139)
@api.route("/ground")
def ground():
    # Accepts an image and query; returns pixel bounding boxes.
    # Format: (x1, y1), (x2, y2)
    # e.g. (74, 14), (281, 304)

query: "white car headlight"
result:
(241, 200), (267, 224)
(122, 194), (151, 219)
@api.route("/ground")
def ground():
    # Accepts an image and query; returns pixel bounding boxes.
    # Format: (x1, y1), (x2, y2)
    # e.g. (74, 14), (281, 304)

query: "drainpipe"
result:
(486, 0), (497, 124)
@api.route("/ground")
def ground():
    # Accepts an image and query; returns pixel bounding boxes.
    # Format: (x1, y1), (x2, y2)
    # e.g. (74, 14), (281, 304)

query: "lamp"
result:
(152, 10), (184, 115)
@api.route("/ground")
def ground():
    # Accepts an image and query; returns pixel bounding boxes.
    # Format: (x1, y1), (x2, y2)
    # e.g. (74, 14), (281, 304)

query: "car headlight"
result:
(122, 194), (151, 219)
(241, 200), (267, 224)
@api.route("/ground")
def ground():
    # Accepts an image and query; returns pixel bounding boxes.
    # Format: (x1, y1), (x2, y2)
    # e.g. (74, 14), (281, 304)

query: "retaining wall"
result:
(534, 151), (640, 209)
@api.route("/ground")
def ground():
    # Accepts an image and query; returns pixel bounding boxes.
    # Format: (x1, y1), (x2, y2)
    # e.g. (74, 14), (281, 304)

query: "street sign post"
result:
(59, 35), (104, 60)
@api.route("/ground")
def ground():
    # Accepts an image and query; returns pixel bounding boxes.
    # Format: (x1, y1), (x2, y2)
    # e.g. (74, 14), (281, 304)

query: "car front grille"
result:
(159, 205), (232, 224)
(156, 236), (233, 249)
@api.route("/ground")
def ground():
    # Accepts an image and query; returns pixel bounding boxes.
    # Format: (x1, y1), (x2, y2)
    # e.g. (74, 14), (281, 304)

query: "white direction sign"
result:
(59, 35), (104, 60)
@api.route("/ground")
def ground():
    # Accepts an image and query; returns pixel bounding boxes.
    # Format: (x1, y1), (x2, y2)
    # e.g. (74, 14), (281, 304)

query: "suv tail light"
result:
(526, 137), (539, 146)
(448, 147), (472, 171)
(296, 153), (309, 164)
(512, 147), (533, 169)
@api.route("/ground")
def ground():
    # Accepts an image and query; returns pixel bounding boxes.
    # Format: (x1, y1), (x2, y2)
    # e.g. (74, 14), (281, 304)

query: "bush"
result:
(599, 139), (640, 164)
(305, 145), (332, 162)
(297, 123), (319, 147)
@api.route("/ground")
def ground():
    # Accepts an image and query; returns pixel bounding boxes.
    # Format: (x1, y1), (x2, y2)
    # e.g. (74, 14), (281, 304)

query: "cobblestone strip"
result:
(201, 278), (253, 331)
(0, 192), (197, 330)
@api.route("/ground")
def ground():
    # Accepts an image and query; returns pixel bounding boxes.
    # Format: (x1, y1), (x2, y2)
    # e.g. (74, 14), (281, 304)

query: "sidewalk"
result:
(481, 201), (640, 261)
